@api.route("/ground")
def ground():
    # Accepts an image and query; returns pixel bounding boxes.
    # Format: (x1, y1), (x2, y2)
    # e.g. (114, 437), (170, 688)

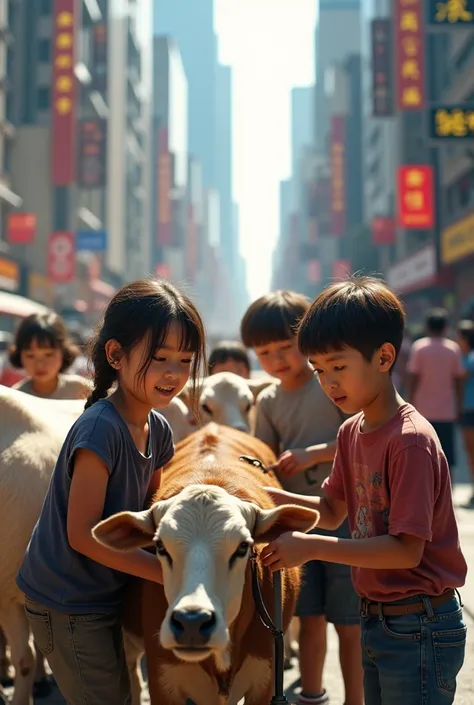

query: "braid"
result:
(84, 347), (117, 410)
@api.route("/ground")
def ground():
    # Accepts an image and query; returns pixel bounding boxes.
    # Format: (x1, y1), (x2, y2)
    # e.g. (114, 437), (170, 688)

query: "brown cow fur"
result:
(122, 424), (306, 705)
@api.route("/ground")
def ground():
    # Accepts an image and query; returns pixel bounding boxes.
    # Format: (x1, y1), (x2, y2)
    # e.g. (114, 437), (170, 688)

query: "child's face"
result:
(20, 339), (63, 384)
(117, 322), (194, 409)
(309, 346), (390, 415)
(211, 359), (250, 379)
(253, 337), (308, 383)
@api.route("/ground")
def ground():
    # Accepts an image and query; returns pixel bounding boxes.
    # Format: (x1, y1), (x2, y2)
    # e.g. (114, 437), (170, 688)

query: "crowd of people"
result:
(0, 275), (469, 705)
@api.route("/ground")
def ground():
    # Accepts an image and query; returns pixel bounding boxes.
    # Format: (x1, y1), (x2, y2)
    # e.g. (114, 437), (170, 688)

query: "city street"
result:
(4, 470), (474, 704)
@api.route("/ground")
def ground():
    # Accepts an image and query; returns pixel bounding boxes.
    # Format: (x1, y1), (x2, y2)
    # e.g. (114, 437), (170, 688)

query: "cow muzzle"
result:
(170, 607), (217, 648)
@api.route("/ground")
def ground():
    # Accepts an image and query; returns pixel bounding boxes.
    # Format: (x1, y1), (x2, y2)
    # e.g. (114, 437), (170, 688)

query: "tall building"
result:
(152, 35), (188, 283)
(154, 0), (217, 190)
(291, 86), (313, 181)
(215, 59), (234, 267)
(314, 0), (360, 154)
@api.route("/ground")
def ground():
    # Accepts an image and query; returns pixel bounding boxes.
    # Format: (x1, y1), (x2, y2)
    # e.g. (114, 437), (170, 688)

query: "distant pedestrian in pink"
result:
(407, 308), (464, 476)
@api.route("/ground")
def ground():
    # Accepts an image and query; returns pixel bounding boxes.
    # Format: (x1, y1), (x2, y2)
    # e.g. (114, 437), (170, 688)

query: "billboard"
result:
(397, 166), (434, 229)
(7, 213), (37, 244)
(429, 105), (474, 139)
(77, 119), (107, 187)
(331, 115), (345, 237)
(51, 0), (77, 185)
(48, 231), (76, 283)
(426, 0), (474, 25)
(394, 0), (425, 111)
(371, 19), (394, 117)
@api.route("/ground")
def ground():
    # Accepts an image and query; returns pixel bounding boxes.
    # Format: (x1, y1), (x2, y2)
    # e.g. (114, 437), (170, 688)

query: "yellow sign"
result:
(432, 107), (474, 138)
(0, 257), (19, 292)
(435, 1), (473, 24)
(441, 212), (474, 264)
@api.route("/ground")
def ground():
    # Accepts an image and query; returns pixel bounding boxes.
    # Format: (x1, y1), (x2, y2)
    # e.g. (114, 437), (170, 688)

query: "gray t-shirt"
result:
(17, 399), (174, 614)
(255, 373), (344, 497)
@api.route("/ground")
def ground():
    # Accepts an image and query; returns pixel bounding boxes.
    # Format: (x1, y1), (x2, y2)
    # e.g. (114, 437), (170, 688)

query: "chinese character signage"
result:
(397, 166), (434, 229)
(78, 120), (107, 187)
(91, 23), (107, 93)
(158, 128), (172, 246)
(395, 0), (425, 111)
(51, 0), (77, 185)
(429, 106), (474, 139)
(7, 213), (37, 244)
(441, 212), (474, 265)
(48, 231), (76, 283)
(331, 115), (345, 237)
(426, 0), (474, 25)
(371, 19), (394, 117)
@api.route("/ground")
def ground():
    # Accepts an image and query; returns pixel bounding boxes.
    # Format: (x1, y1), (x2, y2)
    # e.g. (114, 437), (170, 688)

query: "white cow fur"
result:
(0, 374), (274, 705)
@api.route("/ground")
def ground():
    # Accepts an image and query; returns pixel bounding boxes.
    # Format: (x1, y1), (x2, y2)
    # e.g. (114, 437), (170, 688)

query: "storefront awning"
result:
(0, 291), (51, 318)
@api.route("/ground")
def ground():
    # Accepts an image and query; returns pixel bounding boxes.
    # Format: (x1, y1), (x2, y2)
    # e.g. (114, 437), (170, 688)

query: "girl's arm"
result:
(67, 448), (163, 583)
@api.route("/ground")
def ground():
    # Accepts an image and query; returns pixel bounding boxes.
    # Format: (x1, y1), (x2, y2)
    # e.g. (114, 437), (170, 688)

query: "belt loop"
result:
(421, 594), (434, 620)
(455, 588), (463, 608)
(377, 601), (384, 621)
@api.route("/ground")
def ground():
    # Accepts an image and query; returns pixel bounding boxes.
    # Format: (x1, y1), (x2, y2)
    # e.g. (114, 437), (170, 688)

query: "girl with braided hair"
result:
(16, 278), (206, 705)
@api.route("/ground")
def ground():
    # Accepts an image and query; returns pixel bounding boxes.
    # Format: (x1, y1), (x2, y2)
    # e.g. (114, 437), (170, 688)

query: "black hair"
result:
(208, 340), (251, 375)
(84, 278), (207, 413)
(458, 319), (474, 351)
(9, 312), (79, 372)
(240, 290), (310, 348)
(298, 275), (406, 364)
(426, 307), (448, 335)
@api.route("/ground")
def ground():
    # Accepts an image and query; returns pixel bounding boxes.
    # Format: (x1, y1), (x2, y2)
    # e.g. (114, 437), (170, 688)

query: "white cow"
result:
(0, 374), (273, 704)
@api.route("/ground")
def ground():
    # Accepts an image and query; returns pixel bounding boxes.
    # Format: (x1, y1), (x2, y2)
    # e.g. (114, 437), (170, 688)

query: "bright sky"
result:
(215, 0), (316, 300)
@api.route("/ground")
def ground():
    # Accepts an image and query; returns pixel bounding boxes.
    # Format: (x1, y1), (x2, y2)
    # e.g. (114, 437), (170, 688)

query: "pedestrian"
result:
(16, 278), (206, 705)
(208, 339), (251, 378)
(406, 307), (464, 477)
(261, 276), (467, 705)
(241, 291), (363, 705)
(9, 312), (92, 399)
(457, 319), (474, 506)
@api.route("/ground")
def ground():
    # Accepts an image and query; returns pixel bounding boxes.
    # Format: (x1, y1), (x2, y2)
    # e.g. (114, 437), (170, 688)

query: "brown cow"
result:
(93, 424), (319, 705)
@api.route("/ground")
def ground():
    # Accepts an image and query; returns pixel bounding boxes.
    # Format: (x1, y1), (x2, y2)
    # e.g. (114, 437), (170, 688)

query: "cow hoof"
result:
(33, 676), (54, 698)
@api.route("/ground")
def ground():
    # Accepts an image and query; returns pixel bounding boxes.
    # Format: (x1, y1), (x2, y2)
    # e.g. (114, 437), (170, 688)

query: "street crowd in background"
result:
(0, 275), (471, 705)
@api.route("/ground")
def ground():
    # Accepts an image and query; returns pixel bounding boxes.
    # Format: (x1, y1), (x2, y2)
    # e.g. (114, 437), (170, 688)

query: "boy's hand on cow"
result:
(269, 448), (311, 476)
(260, 531), (317, 571)
(263, 486), (293, 506)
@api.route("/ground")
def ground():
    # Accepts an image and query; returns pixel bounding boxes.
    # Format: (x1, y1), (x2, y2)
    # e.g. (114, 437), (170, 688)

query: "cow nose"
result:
(170, 609), (217, 646)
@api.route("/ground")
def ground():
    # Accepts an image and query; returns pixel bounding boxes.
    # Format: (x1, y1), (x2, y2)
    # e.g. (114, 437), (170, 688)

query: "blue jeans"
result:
(361, 594), (466, 705)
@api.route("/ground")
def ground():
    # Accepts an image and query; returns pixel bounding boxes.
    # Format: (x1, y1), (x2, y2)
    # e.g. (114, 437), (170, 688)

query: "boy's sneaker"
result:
(298, 690), (329, 704)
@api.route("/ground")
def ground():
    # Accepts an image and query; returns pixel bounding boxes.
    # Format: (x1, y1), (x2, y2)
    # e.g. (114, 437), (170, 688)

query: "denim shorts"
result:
(360, 593), (466, 705)
(295, 520), (360, 624)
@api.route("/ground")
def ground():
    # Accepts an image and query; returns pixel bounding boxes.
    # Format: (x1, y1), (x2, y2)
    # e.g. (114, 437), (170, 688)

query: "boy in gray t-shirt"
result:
(241, 291), (363, 705)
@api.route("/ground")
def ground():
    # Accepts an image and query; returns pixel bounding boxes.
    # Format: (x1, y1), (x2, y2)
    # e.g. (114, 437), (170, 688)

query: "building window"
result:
(39, 0), (52, 15)
(38, 39), (51, 63)
(37, 87), (50, 110)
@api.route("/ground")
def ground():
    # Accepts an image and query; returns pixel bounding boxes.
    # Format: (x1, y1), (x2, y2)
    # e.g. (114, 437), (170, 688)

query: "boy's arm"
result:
(271, 439), (337, 475)
(254, 395), (280, 456)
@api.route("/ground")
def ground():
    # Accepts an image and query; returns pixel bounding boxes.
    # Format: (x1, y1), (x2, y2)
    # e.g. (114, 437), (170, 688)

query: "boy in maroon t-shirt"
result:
(261, 276), (467, 705)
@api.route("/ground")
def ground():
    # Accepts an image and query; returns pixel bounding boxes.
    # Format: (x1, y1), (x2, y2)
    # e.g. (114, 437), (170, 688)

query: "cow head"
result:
(92, 484), (318, 669)
(179, 372), (276, 433)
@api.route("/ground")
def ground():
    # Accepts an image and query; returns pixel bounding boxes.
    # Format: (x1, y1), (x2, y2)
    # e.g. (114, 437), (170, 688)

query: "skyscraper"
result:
(215, 60), (234, 267)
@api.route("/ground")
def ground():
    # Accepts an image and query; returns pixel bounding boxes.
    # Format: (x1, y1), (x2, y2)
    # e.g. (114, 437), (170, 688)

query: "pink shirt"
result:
(407, 337), (464, 421)
(323, 404), (467, 602)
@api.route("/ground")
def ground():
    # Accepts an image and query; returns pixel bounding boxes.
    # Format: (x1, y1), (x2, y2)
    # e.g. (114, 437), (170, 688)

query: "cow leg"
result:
(0, 627), (13, 686)
(244, 683), (273, 705)
(2, 604), (36, 705)
(123, 630), (145, 705)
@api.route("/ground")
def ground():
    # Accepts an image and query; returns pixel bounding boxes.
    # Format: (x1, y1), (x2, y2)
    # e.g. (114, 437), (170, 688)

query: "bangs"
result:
(244, 306), (300, 347)
(298, 303), (360, 357)
(18, 325), (59, 351)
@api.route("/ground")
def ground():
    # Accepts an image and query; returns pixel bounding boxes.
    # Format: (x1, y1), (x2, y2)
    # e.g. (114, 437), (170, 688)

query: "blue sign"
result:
(75, 230), (107, 252)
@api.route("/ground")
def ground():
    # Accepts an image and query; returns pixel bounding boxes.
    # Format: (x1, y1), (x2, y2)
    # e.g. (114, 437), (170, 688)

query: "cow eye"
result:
(155, 539), (172, 566)
(201, 403), (212, 415)
(229, 541), (250, 568)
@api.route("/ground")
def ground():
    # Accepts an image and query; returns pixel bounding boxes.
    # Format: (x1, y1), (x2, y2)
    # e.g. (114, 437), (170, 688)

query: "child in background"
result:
(457, 319), (474, 505)
(9, 312), (92, 399)
(16, 278), (206, 705)
(208, 339), (251, 378)
(241, 291), (363, 705)
(261, 276), (467, 705)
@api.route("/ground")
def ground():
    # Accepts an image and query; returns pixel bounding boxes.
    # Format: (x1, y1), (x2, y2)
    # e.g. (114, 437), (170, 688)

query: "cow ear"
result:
(247, 377), (279, 400)
(252, 504), (319, 544)
(92, 500), (171, 551)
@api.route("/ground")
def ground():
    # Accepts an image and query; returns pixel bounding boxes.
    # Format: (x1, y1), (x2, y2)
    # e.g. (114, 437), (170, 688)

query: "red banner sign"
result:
(157, 128), (172, 245)
(372, 217), (396, 244)
(332, 259), (351, 279)
(331, 115), (345, 236)
(397, 166), (434, 229)
(307, 260), (321, 285)
(7, 213), (37, 244)
(78, 120), (107, 187)
(395, 0), (425, 111)
(51, 0), (77, 185)
(48, 231), (76, 283)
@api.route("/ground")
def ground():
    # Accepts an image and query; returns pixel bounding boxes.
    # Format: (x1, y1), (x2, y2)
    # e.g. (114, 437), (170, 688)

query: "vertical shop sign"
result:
(51, 0), (77, 185)
(48, 231), (76, 283)
(331, 115), (345, 236)
(77, 120), (107, 187)
(371, 19), (394, 116)
(7, 213), (37, 244)
(397, 166), (434, 229)
(158, 128), (172, 245)
(395, 0), (425, 111)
